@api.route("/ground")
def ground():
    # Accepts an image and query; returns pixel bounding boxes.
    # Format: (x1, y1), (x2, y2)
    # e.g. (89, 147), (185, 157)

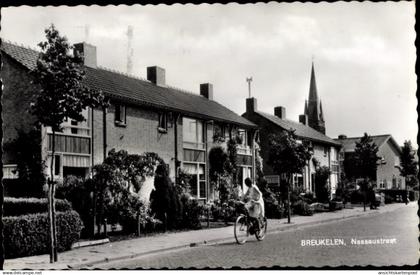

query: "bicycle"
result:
(234, 201), (268, 244)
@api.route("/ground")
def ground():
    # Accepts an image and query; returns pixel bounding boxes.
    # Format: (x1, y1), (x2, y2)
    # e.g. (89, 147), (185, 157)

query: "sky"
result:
(1, 2), (417, 147)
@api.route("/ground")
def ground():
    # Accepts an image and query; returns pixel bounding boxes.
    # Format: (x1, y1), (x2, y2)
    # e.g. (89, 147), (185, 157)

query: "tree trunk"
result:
(92, 181), (97, 238)
(49, 130), (58, 262)
(0, 112), (4, 269)
(287, 174), (291, 224)
(363, 178), (367, 212)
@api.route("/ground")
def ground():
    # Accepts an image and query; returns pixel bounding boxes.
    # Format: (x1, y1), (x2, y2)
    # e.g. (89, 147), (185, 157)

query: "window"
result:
(183, 163), (206, 199)
(323, 147), (328, 157)
(238, 129), (247, 147)
(70, 120), (78, 134)
(213, 123), (225, 142)
(54, 155), (61, 176)
(115, 104), (126, 125)
(294, 174), (304, 189)
(379, 180), (386, 189)
(394, 156), (400, 167)
(224, 126), (230, 141)
(158, 113), (168, 132)
(330, 148), (337, 161)
(183, 117), (204, 148)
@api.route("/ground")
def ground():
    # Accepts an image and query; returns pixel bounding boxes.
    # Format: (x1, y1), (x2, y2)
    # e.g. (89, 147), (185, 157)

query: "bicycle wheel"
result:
(234, 215), (249, 244)
(255, 217), (268, 241)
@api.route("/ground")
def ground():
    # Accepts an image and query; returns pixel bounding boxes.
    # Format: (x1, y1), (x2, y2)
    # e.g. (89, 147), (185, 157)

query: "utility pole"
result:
(246, 77), (253, 98)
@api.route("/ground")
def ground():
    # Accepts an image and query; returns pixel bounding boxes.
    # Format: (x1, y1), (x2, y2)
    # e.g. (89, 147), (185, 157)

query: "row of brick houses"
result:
(242, 63), (341, 195)
(1, 40), (406, 201)
(1, 41), (257, 201)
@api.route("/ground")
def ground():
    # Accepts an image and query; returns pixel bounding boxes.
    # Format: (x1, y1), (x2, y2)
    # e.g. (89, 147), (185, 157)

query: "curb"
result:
(70, 203), (409, 269)
(72, 238), (110, 249)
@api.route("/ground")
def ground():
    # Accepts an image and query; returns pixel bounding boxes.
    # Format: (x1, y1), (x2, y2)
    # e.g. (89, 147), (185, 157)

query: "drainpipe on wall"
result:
(328, 147), (331, 199)
(174, 113), (179, 184)
(102, 107), (107, 161)
(90, 107), (94, 171)
(204, 121), (209, 203)
(91, 107), (96, 239)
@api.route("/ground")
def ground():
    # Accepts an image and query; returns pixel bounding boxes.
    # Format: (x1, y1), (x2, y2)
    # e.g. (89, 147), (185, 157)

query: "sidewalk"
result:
(4, 202), (413, 270)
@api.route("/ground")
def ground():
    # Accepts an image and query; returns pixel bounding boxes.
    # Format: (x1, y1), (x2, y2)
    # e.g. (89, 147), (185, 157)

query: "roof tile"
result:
(2, 41), (256, 128)
(255, 111), (341, 146)
(334, 135), (394, 152)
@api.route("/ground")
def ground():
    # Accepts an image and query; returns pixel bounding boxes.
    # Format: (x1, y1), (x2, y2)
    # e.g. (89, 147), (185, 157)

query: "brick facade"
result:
(2, 43), (256, 202)
(376, 140), (405, 190)
(92, 103), (183, 180)
(1, 55), (40, 164)
(243, 97), (340, 197)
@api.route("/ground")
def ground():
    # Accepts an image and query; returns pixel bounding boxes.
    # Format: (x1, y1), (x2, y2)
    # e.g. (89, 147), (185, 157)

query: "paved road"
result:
(96, 203), (418, 269)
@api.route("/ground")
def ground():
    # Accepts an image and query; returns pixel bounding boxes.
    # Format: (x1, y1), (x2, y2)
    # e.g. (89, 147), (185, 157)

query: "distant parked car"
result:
(370, 192), (381, 208)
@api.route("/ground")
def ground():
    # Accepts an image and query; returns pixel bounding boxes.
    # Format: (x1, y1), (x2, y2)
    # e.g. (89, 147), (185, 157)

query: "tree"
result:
(31, 24), (107, 262)
(354, 133), (380, 181)
(400, 140), (418, 190)
(92, 149), (161, 233)
(267, 130), (311, 223)
(226, 136), (240, 187)
(353, 133), (380, 211)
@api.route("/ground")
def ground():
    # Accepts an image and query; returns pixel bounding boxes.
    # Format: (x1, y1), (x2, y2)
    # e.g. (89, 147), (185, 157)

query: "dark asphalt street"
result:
(97, 203), (418, 269)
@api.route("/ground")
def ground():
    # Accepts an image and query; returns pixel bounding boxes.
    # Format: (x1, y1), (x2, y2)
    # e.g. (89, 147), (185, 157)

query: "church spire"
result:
(304, 100), (308, 115)
(309, 62), (319, 102)
(306, 61), (326, 134)
(319, 100), (324, 121)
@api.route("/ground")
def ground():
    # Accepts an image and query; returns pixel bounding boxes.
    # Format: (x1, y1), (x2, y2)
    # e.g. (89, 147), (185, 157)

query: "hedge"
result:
(3, 210), (83, 259)
(4, 197), (72, 217)
(292, 200), (313, 216)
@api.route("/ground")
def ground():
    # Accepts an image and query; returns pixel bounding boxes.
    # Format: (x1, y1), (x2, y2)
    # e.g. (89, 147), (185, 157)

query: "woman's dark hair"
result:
(245, 177), (252, 187)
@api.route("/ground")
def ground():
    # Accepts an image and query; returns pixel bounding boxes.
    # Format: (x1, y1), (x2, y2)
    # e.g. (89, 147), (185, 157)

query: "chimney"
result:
(246, 97), (258, 114)
(73, 42), (97, 68)
(200, 83), (213, 100)
(274, 106), (286, 119)
(299, 114), (308, 125)
(147, 66), (166, 86)
(338, 134), (347, 140)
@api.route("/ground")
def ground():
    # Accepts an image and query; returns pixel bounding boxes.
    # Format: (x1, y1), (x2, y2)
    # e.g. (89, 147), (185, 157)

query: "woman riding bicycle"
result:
(241, 177), (265, 230)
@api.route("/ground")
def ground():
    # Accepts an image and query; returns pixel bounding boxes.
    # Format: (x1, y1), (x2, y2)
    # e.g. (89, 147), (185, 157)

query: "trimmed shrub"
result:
(350, 190), (365, 204)
(292, 200), (313, 216)
(385, 194), (394, 204)
(3, 197), (72, 217)
(329, 200), (344, 211)
(256, 178), (283, 219)
(302, 192), (315, 204)
(150, 163), (182, 229)
(56, 176), (94, 237)
(3, 210), (83, 259)
(4, 128), (46, 198)
(265, 202), (284, 219)
(180, 195), (202, 230)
